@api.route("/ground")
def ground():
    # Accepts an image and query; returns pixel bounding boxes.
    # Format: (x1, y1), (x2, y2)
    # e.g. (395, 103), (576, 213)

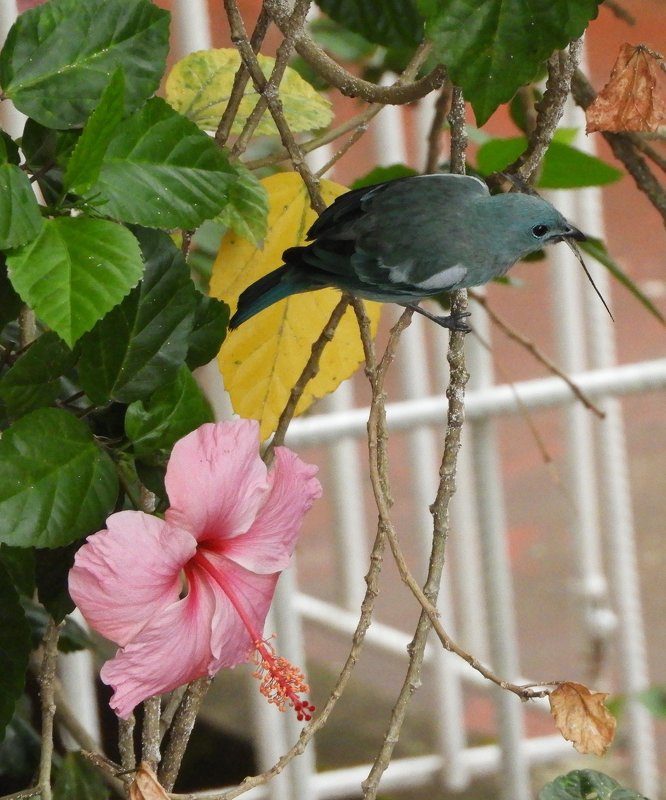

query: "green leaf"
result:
(217, 161), (269, 247)
(126, 366), (213, 458)
(0, 331), (75, 418)
(538, 769), (647, 800)
(165, 48), (333, 137)
(309, 17), (377, 62)
(0, 562), (31, 740)
(34, 545), (79, 623)
(0, 256), (22, 329)
(0, 0), (169, 129)
(20, 119), (80, 205)
(476, 137), (622, 187)
(0, 545), (35, 596)
(0, 714), (41, 782)
(315, 0), (424, 48)
(64, 68), (126, 194)
(636, 686), (666, 718)
(6, 217), (144, 347)
(0, 408), (118, 548)
(84, 97), (235, 228)
(0, 131), (20, 165)
(539, 142), (622, 188)
(54, 751), (110, 800)
(186, 294), (229, 370)
(0, 163), (44, 249)
(418, 0), (601, 124)
(78, 228), (198, 403)
(579, 237), (666, 325)
(22, 596), (92, 650)
(351, 163), (419, 190)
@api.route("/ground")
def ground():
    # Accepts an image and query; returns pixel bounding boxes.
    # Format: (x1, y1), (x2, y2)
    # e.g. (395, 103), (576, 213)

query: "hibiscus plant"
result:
(0, 0), (662, 798)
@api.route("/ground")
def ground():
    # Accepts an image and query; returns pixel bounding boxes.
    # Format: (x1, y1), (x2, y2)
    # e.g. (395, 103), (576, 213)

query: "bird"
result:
(228, 173), (586, 332)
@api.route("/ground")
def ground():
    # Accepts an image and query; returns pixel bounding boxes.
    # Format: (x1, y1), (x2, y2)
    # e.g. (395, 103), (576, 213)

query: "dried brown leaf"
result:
(129, 762), (170, 800)
(549, 681), (617, 756)
(586, 43), (666, 133)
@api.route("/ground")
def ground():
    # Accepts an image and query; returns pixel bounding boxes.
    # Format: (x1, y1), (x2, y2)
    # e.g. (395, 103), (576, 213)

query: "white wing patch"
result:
(388, 262), (468, 292)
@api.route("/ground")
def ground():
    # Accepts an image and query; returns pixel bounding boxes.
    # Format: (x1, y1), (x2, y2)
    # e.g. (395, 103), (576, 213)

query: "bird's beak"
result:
(565, 225), (586, 242)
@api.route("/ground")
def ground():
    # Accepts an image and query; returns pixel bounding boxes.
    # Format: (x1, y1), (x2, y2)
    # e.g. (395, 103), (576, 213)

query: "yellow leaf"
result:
(549, 681), (617, 756)
(210, 172), (382, 439)
(165, 49), (333, 136)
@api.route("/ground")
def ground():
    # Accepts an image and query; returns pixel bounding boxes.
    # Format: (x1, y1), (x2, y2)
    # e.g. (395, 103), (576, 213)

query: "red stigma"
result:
(252, 638), (315, 721)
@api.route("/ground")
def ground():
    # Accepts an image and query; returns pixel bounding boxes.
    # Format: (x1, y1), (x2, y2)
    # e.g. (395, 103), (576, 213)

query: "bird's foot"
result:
(403, 304), (472, 333)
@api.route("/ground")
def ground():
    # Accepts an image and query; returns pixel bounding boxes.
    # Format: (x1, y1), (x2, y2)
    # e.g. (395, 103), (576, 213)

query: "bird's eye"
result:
(532, 224), (549, 238)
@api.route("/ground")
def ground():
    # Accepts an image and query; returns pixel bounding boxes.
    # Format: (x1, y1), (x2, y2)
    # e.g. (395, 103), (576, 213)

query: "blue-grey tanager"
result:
(229, 173), (585, 331)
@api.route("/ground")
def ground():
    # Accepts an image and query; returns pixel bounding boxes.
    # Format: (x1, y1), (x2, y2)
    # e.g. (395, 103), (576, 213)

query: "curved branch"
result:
(263, 0), (445, 104)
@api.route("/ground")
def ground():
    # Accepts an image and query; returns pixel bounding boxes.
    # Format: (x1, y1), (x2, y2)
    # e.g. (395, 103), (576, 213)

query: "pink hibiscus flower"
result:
(69, 419), (322, 720)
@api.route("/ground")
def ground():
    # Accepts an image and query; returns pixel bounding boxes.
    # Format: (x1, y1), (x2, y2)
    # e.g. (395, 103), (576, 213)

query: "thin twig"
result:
(118, 716), (136, 773)
(216, 7), (271, 147)
(37, 621), (61, 800)
(602, 0), (636, 24)
(18, 306), (37, 349)
(264, 0), (445, 105)
(205, 303), (399, 800)
(424, 83), (453, 174)
(224, 0), (325, 213)
(159, 677), (213, 792)
(469, 291), (605, 418)
(141, 697), (161, 771)
(263, 296), (351, 466)
(510, 38), (584, 183)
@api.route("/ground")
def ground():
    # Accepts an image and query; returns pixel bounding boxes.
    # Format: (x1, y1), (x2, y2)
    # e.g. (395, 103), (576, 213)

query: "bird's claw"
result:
(437, 311), (472, 333)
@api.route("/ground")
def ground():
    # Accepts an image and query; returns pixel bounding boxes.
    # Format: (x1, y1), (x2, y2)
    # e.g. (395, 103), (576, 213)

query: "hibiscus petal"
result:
(100, 558), (275, 718)
(69, 511), (196, 647)
(221, 447), (322, 573)
(198, 551), (279, 664)
(165, 420), (269, 543)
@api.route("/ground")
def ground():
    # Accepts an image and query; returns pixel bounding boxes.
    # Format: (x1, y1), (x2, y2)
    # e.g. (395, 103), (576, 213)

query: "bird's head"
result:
(484, 192), (585, 265)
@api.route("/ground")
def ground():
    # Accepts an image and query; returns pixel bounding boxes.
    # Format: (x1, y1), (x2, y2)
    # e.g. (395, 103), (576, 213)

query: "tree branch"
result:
(263, 0), (445, 105)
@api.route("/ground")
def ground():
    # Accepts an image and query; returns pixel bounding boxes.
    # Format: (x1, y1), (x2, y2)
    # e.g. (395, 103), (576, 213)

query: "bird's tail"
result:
(229, 265), (295, 329)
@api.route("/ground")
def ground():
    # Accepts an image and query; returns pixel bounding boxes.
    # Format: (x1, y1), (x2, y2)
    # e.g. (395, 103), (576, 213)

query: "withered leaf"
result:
(586, 43), (666, 133)
(549, 681), (617, 756)
(129, 762), (170, 800)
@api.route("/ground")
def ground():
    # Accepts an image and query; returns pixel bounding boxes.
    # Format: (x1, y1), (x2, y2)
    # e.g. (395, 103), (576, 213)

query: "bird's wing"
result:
(308, 175), (488, 291)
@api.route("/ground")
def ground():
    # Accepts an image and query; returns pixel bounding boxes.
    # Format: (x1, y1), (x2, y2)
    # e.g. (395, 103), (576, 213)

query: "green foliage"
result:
(0, 408), (118, 548)
(6, 217), (144, 346)
(0, 0), (169, 128)
(315, 0), (424, 48)
(538, 769), (648, 799)
(0, 331), (75, 417)
(417, 0), (601, 124)
(125, 365), (214, 458)
(84, 98), (236, 229)
(53, 751), (110, 800)
(0, 563), (31, 739)
(476, 135), (623, 188)
(77, 228), (204, 403)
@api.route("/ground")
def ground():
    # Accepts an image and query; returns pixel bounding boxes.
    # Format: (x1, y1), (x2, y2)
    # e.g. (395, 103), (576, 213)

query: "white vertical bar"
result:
(0, 1), (24, 138)
(466, 311), (530, 800)
(397, 313), (470, 790)
(322, 384), (371, 611)
(171, 0), (212, 56)
(253, 568), (317, 800)
(563, 95), (658, 796)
